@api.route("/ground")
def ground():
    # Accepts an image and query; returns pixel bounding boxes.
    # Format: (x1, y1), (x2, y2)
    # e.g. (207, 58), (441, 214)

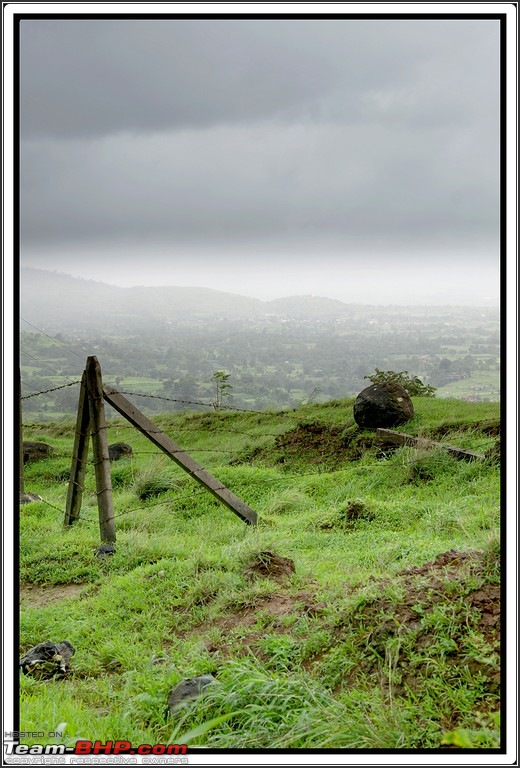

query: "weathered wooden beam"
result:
(65, 372), (90, 525)
(376, 428), (485, 461)
(87, 357), (116, 543)
(102, 385), (258, 526)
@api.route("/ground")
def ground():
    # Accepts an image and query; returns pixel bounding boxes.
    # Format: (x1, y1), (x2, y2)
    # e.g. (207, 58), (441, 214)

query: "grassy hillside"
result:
(18, 397), (502, 750)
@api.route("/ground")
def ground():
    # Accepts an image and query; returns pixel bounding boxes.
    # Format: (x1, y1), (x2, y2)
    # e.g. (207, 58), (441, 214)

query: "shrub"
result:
(364, 369), (436, 397)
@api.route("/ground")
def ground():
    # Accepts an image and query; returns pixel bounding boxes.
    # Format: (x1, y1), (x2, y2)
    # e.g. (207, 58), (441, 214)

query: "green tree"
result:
(211, 371), (233, 410)
(364, 368), (436, 397)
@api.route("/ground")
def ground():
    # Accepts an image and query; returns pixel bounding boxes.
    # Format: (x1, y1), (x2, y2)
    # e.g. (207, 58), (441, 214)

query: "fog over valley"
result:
(20, 269), (501, 420)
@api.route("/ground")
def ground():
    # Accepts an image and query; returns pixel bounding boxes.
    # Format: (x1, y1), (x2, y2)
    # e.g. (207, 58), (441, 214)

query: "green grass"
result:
(18, 397), (501, 750)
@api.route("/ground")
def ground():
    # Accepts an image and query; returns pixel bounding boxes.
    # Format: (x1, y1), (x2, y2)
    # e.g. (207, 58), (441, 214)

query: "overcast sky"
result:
(19, 14), (502, 305)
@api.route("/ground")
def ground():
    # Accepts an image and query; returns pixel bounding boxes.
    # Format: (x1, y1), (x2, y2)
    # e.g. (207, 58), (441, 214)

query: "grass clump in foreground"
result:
(18, 397), (502, 750)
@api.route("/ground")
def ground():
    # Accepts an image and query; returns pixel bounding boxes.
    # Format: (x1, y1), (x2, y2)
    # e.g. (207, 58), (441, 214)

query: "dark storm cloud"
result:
(19, 17), (500, 261)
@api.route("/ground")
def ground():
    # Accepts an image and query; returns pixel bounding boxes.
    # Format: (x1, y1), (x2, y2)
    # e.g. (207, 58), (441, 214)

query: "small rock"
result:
(23, 442), (54, 464)
(167, 675), (216, 713)
(108, 443), (133, 461)
(105, 659), (123, 671)
(20, 493), (43, 505)
(95, 544), (116, 558)
(19, 640), (75, 677)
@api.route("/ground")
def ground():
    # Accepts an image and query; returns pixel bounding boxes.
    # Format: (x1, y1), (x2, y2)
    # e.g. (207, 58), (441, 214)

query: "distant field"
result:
(436, 371), (500, 401)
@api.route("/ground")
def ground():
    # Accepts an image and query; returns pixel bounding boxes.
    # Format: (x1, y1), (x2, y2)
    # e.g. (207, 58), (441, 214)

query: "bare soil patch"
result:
(245, 551), (296, 581)
(329, 549), (501, 703)
(217, 593), (304, 632)
(271, 422), (377, 468)
(20, 583), (90, 609)
(167, 548), (499, 727)
(183, 590), (322, 659)
(252, 419), (499, 471)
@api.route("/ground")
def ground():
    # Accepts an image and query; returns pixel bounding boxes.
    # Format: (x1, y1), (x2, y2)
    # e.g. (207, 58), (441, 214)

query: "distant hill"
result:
(20, 268), (497, 338)
(19, 268), (356, 332)
(266, 295), (353, 317)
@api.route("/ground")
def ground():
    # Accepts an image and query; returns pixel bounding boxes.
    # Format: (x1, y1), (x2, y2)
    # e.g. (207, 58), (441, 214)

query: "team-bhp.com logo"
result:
(5, 740), (188, 757)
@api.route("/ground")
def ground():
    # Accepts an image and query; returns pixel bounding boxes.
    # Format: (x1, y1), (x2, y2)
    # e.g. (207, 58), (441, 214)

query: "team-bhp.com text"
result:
(4, 741), (188, 756)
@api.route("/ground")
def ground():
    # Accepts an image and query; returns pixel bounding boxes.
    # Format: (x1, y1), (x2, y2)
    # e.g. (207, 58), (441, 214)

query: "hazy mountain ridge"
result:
(20, 268), (367, 331)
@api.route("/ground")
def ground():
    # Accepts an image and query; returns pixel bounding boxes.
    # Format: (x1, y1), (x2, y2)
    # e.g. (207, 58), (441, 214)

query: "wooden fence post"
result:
(65, 372), (90, 525)
(63, 356), (257, 536)
(86, 357), (116, 543)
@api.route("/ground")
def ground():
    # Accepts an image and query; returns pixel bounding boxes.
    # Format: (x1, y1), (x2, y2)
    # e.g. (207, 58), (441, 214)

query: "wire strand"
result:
(20, 349), (82, 382)
(20, 317), (86, 360)
(21, 380), (81, 400)
(109, 389), (294, 416)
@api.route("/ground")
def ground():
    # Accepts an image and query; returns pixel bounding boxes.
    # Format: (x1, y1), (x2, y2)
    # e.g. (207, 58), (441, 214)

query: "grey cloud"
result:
(20, 19), (339, 138)
(20, 118), (499, 249)
(18, 16), (501, 285)
(20, 18), (497, 138)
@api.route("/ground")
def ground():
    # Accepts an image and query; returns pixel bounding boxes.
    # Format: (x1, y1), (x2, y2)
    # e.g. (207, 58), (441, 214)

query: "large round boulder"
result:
(353, 382), (414, 429)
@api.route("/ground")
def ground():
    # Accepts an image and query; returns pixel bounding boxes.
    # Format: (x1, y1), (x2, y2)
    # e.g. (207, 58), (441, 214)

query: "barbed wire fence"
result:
(20, 371), (358, 534)
(22, 367), (494, 537)
(20, 315), (299, 414)
(19, 321), (353, 535)
(19, 356), (314, 537)
(21, 378), (300, 432)
(25, 457), (352, 527)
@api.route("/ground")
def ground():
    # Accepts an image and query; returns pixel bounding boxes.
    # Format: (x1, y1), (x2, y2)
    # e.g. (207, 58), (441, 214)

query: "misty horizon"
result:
(20, 264), (500, 308)
(19, 265), (501, 416)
